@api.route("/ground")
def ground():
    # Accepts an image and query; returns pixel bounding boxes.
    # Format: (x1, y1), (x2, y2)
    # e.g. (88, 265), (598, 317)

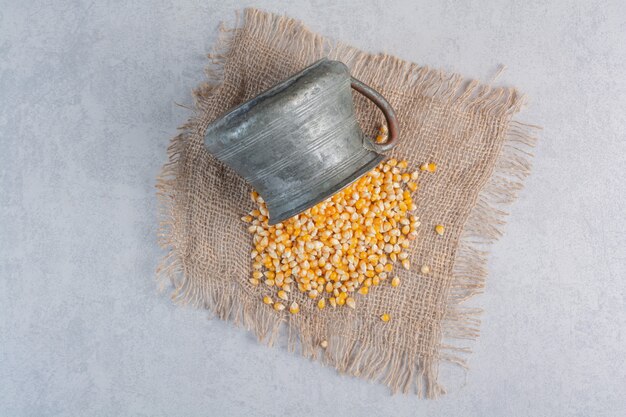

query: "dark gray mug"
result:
(204, 59), (399, 224)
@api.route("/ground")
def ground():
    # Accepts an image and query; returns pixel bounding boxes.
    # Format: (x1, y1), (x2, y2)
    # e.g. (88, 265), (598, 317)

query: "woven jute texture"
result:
(157, 8), (538, 397)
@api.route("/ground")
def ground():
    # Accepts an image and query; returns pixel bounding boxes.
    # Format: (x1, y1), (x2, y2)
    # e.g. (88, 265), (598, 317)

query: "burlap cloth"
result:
(157, 8), (537, 397)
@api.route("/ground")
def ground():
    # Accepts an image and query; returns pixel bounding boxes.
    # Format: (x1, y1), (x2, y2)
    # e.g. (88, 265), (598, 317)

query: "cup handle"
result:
(350, 77), (399, 152)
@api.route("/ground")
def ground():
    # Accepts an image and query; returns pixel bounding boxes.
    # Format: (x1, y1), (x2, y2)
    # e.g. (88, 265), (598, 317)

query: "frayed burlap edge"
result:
(156, 8), (539, 398)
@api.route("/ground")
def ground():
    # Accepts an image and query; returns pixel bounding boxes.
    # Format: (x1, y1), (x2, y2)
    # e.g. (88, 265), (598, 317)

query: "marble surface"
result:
(1, 1), (625, 416)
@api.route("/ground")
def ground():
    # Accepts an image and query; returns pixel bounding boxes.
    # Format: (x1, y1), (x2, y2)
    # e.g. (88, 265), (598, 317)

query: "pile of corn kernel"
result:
(242, 155), (442, 320)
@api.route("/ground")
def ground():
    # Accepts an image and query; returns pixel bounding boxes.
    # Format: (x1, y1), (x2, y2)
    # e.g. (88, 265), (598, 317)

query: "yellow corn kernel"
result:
(421, 265), (430, 274)
(336, 296), (345, 306)
(273, 302), (285, 311)
(329, 297), (337, 307)
(372, 275), (380, 286)
(402, 259), (411, 270)
(263, 295), (273, 305)
(346, 297), (356, 309)
(289, 301), (299, 314)
(391, 276), (400, 287)
(380, 313), (391, 322)
(249, 278), (260, 286)
(428, 162), (437, 172)
(407, 182), (418, 192)
(318, 298), (326, 309)
(358, 286), (369, 295)
(252, 271), (263, 280)
(320, 340), (329, 348)
(420, 163), (429, 171)
(435, 224), (445, 235)
(277, 290), (288, 301)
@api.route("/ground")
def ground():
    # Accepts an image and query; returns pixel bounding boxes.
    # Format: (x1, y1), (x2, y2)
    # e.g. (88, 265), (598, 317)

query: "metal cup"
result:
(204, 59), (399, 224)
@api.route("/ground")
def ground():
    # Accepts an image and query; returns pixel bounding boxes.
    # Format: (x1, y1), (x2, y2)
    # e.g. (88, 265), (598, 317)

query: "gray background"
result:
(1, 0), (625, 416)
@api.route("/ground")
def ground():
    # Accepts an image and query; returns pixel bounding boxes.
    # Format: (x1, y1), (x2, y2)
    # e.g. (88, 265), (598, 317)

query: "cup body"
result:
(204, 59), (384, 224)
